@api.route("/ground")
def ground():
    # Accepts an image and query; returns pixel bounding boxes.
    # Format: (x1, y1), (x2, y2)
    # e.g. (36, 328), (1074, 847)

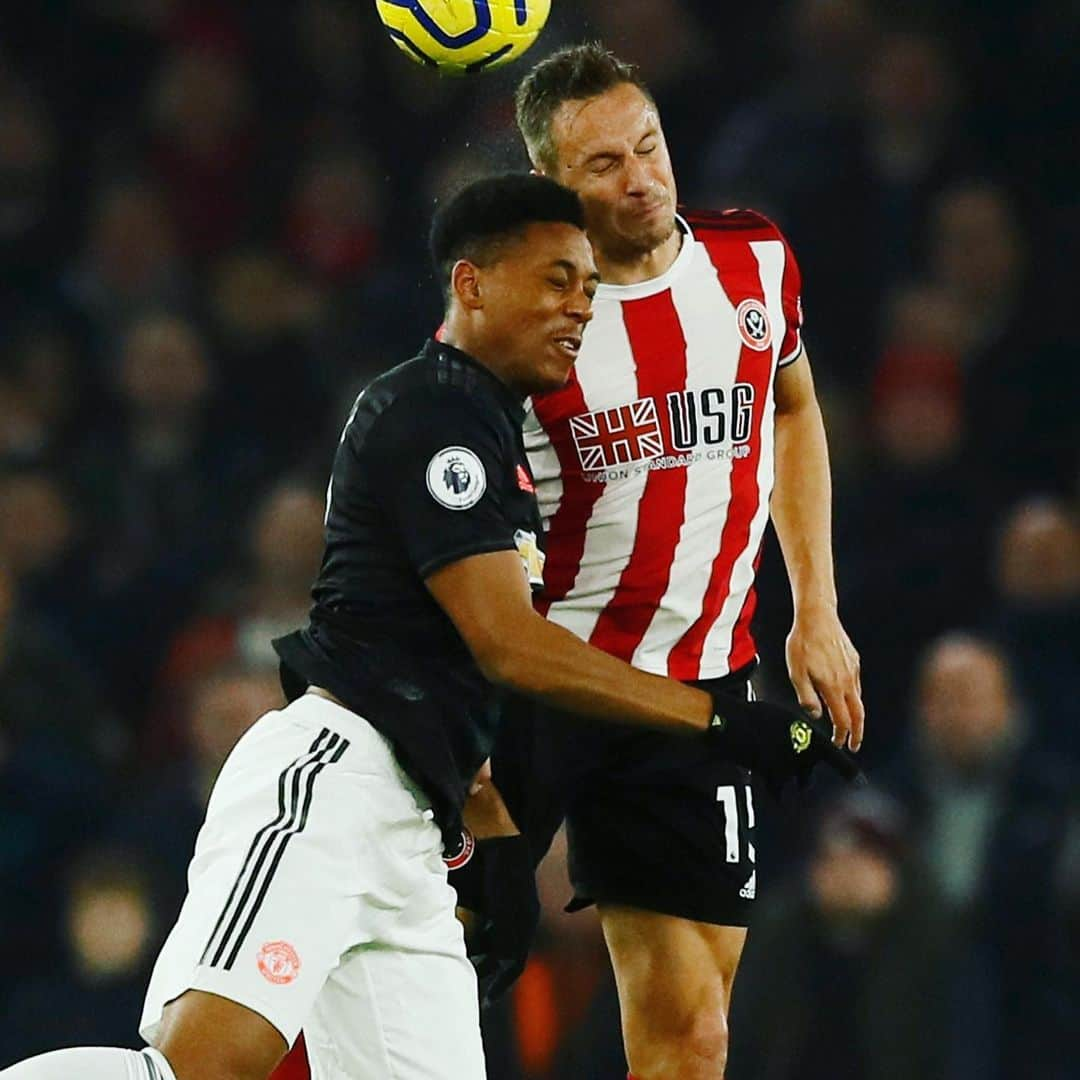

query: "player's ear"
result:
(451, 259), (484, 310)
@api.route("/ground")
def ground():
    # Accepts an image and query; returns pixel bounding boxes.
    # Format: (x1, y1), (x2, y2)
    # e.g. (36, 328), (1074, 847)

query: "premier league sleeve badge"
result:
(426, 446), (487, 510)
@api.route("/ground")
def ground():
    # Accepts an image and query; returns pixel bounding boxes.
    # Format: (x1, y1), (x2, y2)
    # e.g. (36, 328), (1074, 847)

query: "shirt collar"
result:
(594, 213), (695, 302)
(422, 338), (525, 425)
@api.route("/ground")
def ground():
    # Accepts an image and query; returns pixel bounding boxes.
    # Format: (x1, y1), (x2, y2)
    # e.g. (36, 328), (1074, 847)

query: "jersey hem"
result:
(539, 653), (756, 682)
(565, 881), (754, 928)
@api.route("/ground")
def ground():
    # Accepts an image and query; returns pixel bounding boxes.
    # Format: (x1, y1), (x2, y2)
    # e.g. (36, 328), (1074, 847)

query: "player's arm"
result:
(428, 550), (862, 790)
(426, 550), (713, 732)
(772, 348), (864, 749)
(381, 388), (855, 781)
(377, 391), (710, 733)
(463, 758), (518, 838)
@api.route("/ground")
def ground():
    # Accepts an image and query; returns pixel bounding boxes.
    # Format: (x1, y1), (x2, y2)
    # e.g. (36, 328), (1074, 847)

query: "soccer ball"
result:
(374, 0), (551, 76)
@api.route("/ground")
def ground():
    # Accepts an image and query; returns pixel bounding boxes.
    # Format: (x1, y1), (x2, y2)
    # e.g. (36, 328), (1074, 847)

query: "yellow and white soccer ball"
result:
(374, 0), (551, 76)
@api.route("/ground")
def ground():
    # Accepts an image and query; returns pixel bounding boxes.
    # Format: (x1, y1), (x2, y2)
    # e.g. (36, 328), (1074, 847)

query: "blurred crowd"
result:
(0, 2), (1076, 1078)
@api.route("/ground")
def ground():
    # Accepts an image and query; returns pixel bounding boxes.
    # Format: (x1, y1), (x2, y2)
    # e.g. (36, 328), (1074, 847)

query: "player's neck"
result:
(595, 226), (682, 286)
(439, 322), (522, 398)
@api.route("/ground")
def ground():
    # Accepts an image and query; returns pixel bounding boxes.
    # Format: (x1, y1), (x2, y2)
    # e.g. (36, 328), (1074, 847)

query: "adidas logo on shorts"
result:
(739, 870), (756, 900)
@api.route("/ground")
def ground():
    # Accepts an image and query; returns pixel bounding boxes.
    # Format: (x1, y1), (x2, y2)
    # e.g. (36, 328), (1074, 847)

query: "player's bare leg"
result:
(599, 905), (746, 1080)
(154, 989), (288, 1080)
(0, 981), (285, 1080)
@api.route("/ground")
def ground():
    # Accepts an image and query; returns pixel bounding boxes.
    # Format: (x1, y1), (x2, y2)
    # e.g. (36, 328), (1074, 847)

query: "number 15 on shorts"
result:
(717, 784), (755, 865)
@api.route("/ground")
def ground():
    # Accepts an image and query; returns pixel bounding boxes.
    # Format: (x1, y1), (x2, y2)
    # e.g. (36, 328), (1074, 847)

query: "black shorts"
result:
(491, 664), (758, 927)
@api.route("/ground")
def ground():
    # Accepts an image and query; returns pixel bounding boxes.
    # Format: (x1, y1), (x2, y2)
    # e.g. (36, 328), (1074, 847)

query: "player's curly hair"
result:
(429, 172), (586, 301)
(515, 42), (653, 172)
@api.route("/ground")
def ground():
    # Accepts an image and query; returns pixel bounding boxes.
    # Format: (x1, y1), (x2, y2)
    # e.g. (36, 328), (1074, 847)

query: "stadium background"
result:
(0, 1), (1076, 1076)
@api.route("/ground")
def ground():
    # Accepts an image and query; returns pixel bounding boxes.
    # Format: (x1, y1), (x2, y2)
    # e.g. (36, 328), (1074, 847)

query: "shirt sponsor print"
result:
(569, 397), (663, 471)
(571, 386), (756, 479)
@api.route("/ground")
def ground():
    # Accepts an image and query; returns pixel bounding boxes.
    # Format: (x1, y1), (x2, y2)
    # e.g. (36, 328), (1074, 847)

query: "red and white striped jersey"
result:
(525, 209), (804, 680)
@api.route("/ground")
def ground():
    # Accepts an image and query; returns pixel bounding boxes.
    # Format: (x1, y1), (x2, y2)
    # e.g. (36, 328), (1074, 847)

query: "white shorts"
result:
(140, 692), (485, 1080)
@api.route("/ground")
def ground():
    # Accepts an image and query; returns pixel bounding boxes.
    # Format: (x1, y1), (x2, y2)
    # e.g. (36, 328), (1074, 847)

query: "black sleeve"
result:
(369, 388), (518, 579)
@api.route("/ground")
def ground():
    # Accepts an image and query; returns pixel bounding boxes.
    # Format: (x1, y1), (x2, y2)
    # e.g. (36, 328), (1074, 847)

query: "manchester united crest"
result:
(257, 940), (301, 985)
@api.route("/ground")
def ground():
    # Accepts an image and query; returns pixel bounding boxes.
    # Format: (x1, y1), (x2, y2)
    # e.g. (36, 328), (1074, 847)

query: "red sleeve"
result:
(681, 207), (805, 365)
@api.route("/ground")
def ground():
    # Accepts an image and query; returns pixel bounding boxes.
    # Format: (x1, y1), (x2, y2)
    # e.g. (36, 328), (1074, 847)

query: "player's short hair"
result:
(429, 173), (586, 301)
(515, 42), (653, 172)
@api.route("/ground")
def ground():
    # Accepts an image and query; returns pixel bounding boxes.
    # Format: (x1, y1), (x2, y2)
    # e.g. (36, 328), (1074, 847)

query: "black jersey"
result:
(273, 339), (543, 836)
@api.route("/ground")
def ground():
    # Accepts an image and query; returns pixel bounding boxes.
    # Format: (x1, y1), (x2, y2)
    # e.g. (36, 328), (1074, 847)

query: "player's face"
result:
(547, 83), (678, 262)
(478, 222), (598, 394)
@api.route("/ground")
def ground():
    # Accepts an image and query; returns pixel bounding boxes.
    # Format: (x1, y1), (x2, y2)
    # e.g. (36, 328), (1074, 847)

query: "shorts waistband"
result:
(285, 689), (434, 812)
(691, 658), (757, 698)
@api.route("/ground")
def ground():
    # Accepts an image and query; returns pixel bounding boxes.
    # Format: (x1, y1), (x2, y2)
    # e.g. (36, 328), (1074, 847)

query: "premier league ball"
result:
(374, 0), (551, 76)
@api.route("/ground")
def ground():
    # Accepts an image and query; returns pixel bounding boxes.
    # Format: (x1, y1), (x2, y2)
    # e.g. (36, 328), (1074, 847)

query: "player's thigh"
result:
(141, 695), (415, 1055)
(155, 989), (288, 1080)
(599, 904), (747, 1032)
(304, 920), (485, 1079)
(308, 722), (484, 1079)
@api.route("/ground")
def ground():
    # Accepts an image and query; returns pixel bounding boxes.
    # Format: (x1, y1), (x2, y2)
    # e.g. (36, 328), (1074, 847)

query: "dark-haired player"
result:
(1, 173), (854, 1080)
(489, 44), (866, 1079)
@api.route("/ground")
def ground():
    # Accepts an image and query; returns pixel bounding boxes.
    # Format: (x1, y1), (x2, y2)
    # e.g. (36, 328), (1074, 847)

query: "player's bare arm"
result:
(772, 348), (864, 750)
(462, 759), (518, 839)
(426, 549), (714, 733)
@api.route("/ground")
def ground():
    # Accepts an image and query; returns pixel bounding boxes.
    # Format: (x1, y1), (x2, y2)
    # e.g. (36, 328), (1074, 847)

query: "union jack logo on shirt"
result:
(570, 398), (664, 471)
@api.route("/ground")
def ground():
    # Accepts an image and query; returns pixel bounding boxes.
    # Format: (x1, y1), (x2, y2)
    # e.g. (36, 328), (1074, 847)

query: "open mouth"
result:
(553, 335), (582, 360)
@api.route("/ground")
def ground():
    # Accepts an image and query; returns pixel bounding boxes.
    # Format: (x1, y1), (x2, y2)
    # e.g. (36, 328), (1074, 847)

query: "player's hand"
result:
(448, 833), (539, 1007)
(785, 605), (864, 751)
(707, 693), (864, 797)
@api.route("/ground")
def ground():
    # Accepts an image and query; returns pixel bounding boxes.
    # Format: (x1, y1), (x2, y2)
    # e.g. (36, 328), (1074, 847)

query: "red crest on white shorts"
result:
(257, 940), (301, 985)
